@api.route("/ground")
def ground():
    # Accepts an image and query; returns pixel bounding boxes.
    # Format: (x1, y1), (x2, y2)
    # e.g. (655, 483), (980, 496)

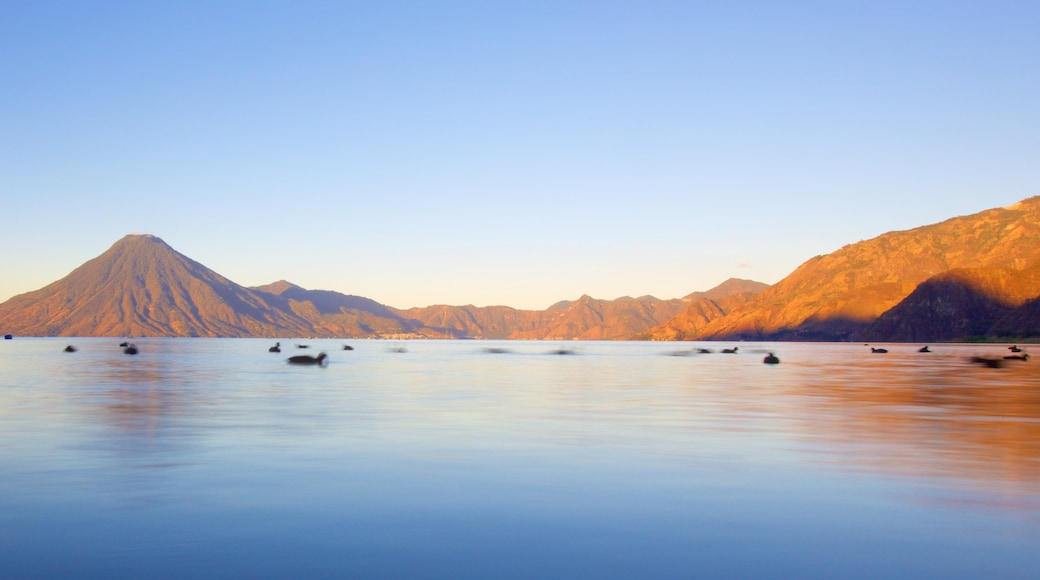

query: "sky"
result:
(1, 1), (1037, 310)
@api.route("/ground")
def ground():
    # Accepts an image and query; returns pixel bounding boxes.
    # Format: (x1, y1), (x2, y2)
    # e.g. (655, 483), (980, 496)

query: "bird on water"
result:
(288, 352), (328, 366)
(269, 342), (281, 353)
(970, 356), (1003, 368)
(763, 353), (780, 364)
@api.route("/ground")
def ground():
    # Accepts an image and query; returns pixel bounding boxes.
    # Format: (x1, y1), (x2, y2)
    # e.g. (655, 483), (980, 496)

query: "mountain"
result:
(252, 280), (433, 338)
(643, 281), (767, 341)
(0, 235), (316, 337)
(10, 195), (1033, 342)
(860, 263), (1040, 341)
(669, 196), (1040, 341)
(0, 235), (454, 338)
(0, 234), (755, 339)
(990, 296), (1040, 339)
(683, 278), (770, 302)
(391, 293), (694, 340)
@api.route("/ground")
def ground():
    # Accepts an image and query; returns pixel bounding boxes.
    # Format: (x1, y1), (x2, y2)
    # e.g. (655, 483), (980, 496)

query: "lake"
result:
(1, 338), (1038, 578)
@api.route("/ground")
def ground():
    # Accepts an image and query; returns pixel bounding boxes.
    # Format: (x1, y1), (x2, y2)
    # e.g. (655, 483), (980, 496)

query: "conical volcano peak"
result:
(113, 233), (170, 248)
(96, 233), (187, 269)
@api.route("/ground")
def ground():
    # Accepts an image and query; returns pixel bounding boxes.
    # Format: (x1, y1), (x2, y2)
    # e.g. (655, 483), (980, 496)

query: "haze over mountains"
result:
(2, 196), (1039, 341)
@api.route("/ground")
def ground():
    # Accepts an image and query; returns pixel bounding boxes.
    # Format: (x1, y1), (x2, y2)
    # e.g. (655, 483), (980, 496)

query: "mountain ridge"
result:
(2, 196), (1039, 340)
(0, 235), (753, 338)
(670, 196), (1040, 341)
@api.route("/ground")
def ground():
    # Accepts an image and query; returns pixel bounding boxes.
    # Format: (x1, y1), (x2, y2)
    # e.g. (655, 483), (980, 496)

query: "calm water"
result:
(1, 338), (1038, 578)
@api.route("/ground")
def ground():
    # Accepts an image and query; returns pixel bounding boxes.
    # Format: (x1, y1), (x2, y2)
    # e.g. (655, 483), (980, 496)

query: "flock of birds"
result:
(968, 345), (1030, 368)
(64, 341), (140, 355)
(265, 341), (354, 366)
(868, 344), (1030, 368)
(55, 340), (1031, 369)
(667, 345), (780, 364)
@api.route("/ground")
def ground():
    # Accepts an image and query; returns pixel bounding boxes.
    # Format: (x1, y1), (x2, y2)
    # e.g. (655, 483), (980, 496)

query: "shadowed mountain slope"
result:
(681, 197), (1040, 341)
(990, 295), (1040, 339)
(860, 263), (1040, 341)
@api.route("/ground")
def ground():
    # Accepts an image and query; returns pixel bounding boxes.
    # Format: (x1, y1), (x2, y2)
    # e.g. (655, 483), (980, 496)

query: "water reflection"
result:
(768, 345), (1040, 490)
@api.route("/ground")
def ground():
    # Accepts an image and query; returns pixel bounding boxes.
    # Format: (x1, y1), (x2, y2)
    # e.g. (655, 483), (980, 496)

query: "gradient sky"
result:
(2, 1), (1037, 309)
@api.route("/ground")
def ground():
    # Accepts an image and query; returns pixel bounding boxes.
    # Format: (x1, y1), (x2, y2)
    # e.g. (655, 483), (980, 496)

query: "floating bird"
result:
(1008, 345), (1023, 353)
(269, 342), (281, 353)
(970, 356), (1003, 368)
(119, 341), (129, 347)
(1004, 353), (1030, 361)
(296, 344), (310, 349)
(871, 347), (888, 353)
(64, 345), (77, 352)
(123, 344), (139, 355)
(696, 348), (713, 354)
(918, 346), (931, 353)
(721, 347), (739, 354)
(343, 345), (354, 351)
(288, 352), (328, 366)
(763, 353), (780, 364)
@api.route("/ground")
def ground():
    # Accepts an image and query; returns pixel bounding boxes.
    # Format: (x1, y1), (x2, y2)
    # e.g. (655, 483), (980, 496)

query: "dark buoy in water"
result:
(64, 345), (77, 352)
(123, 344), (138, 355)
(288, 352), (328, 366)
(269, 342), (281, 353)
(763, 352), (780, 364)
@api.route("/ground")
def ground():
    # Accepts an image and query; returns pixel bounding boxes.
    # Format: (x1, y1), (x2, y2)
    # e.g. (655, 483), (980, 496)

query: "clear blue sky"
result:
(2, 1), (1037, 309)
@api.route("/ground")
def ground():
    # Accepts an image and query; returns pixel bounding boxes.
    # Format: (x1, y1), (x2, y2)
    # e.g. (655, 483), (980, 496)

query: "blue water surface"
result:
(1, 338), (1038, 578)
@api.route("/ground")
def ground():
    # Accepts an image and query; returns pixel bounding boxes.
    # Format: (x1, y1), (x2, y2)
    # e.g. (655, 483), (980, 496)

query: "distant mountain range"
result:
(0, 234), (740, 339)
(2, 196), (1039, 341)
